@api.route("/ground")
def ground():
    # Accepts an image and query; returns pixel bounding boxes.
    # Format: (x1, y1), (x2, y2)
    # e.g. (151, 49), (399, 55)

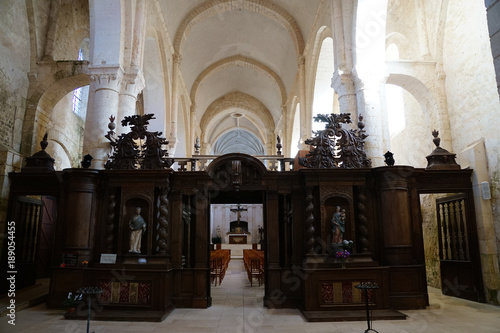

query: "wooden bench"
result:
(243, 249), (264, 286)
(210, 249), (231, 286)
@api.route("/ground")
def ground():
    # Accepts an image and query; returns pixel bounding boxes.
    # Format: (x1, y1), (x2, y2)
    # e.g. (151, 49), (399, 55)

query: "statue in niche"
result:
(258, 225), (264, 243)
(331, 206), (346, 244)
(129, 207), (146, 253)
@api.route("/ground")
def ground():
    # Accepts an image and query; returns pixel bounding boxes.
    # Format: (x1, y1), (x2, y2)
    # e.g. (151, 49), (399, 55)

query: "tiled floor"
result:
(1, 259), (499, 332)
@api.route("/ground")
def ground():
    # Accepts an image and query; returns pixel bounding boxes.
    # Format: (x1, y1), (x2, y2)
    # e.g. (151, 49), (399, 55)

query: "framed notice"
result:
(61, 252), (79, 267)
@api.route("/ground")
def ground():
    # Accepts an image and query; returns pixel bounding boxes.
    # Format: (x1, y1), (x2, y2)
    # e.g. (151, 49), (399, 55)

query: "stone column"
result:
(117, 70), (145, 134)
(130, 0), (146, 69)
(169, 53), (182, 155)
(297, 55), (310, 149)
(353, 73), (384, 165)
(352, 0), (388, 166)
(331, 70), (357, 118)
(41, 0), (60, 61)
(84, 67), (123, 169)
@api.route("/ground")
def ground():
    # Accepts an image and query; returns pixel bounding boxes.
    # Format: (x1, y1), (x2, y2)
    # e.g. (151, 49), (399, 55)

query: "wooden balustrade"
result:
(210, 249), (231, 286)
(243, 249), (264, 286)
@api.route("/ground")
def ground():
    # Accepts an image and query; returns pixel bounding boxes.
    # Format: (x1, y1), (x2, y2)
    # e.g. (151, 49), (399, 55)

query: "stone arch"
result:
(308, 27), (336, 133)
(190, 55), (287, 107)
(173, 0), (304, 56)
(385, 32), (417, 60)
(200, 92), (275, 152)
(307, 26), (334, 92)
(385, 73), (447, 134)
(211, 128), (265, 155)
(203, 109), (269, 150)
(21, 63), (89, 155)
(46, 137), (73, 170)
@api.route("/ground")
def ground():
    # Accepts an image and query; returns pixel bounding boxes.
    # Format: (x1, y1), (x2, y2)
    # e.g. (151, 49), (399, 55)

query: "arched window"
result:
(312, 37), (335, 133)
(72, 39), (90, 119)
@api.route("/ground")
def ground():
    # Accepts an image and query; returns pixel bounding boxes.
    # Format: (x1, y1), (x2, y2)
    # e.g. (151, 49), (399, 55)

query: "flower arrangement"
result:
(341, 239), (353, 251)
(335, 250), (351, 259)
(336, 240), (353, 268)
(62, 292), (83, 309)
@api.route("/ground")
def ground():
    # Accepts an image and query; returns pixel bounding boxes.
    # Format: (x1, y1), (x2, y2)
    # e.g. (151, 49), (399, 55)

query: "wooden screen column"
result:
(373, 166), (415, 265)
(193, 188), (209, 307)
(265, 190), (282, 307)
(169, 190), (183, 268)
(60, 169), (100, 263)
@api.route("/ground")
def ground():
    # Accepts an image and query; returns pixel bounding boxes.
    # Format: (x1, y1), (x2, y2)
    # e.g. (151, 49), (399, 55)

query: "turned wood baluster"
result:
(105, 191), (117, 253)
(356, 188), (370, 253)
(305, 187), (316, 255)
(157, 181), (170, 254)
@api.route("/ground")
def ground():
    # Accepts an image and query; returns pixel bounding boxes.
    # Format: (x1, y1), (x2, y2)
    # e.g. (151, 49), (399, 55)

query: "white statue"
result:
(129, 207), (146, 253)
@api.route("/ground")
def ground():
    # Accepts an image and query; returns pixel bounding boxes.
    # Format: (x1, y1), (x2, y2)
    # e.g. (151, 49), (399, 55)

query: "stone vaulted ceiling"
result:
(155, 0), (323, 154)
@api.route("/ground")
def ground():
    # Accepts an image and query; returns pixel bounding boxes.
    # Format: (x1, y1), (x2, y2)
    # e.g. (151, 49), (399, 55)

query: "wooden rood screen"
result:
(436, 194), (484, 302)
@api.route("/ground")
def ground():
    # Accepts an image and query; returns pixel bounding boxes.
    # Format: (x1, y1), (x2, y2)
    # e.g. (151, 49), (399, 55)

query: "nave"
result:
(1, 259), (500, 332)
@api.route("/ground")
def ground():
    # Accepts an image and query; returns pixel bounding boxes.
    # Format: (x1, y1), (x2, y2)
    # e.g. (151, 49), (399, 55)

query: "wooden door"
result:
(12, 196), (42, 288)
(36, 196), (57, 278)
(436, 194), (485, 302)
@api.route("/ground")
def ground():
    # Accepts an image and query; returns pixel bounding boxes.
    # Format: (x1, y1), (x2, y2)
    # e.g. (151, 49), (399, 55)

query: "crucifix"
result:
(230, 204), (247, 222)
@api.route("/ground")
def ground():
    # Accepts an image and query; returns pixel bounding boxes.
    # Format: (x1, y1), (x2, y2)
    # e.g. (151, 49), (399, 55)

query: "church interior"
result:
(1, 0), (500, 329)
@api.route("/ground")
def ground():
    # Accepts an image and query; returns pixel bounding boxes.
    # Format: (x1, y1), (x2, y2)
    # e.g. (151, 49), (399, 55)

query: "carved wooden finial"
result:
(432, 129), (440, 147)
(426, 130), (460, 170)
(40, 133), (48, 151)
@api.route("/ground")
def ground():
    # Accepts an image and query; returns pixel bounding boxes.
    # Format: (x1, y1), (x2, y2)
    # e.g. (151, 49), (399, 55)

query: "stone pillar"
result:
(84, 67), (123, 169)
(130, 0), (146, 69)
(352, 0), (388, 166)
(297, 55), (309, 149)
(117, 70), (145, 134)
(189, 103), (197, 156)
(353, 73), (384, 165)
(331, 70), (357, 117)
(41, 0), (60, 61)
(169, 53), (182, 155)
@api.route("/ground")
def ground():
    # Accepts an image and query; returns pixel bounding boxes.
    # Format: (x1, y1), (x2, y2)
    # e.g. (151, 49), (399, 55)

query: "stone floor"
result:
(1, 259), (499, 333)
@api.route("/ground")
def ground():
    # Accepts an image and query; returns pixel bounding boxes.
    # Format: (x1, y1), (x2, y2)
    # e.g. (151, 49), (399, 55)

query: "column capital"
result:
(331, 69), (355, 96)
(352, 65), (385, 93)
(88, 66), (124, 92)
(121, 69), (145, 97)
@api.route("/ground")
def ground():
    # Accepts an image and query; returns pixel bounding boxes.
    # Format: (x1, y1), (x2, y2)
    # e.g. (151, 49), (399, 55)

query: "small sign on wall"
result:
(100, 253), (117, 264)
(61, 252), (78, 267)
